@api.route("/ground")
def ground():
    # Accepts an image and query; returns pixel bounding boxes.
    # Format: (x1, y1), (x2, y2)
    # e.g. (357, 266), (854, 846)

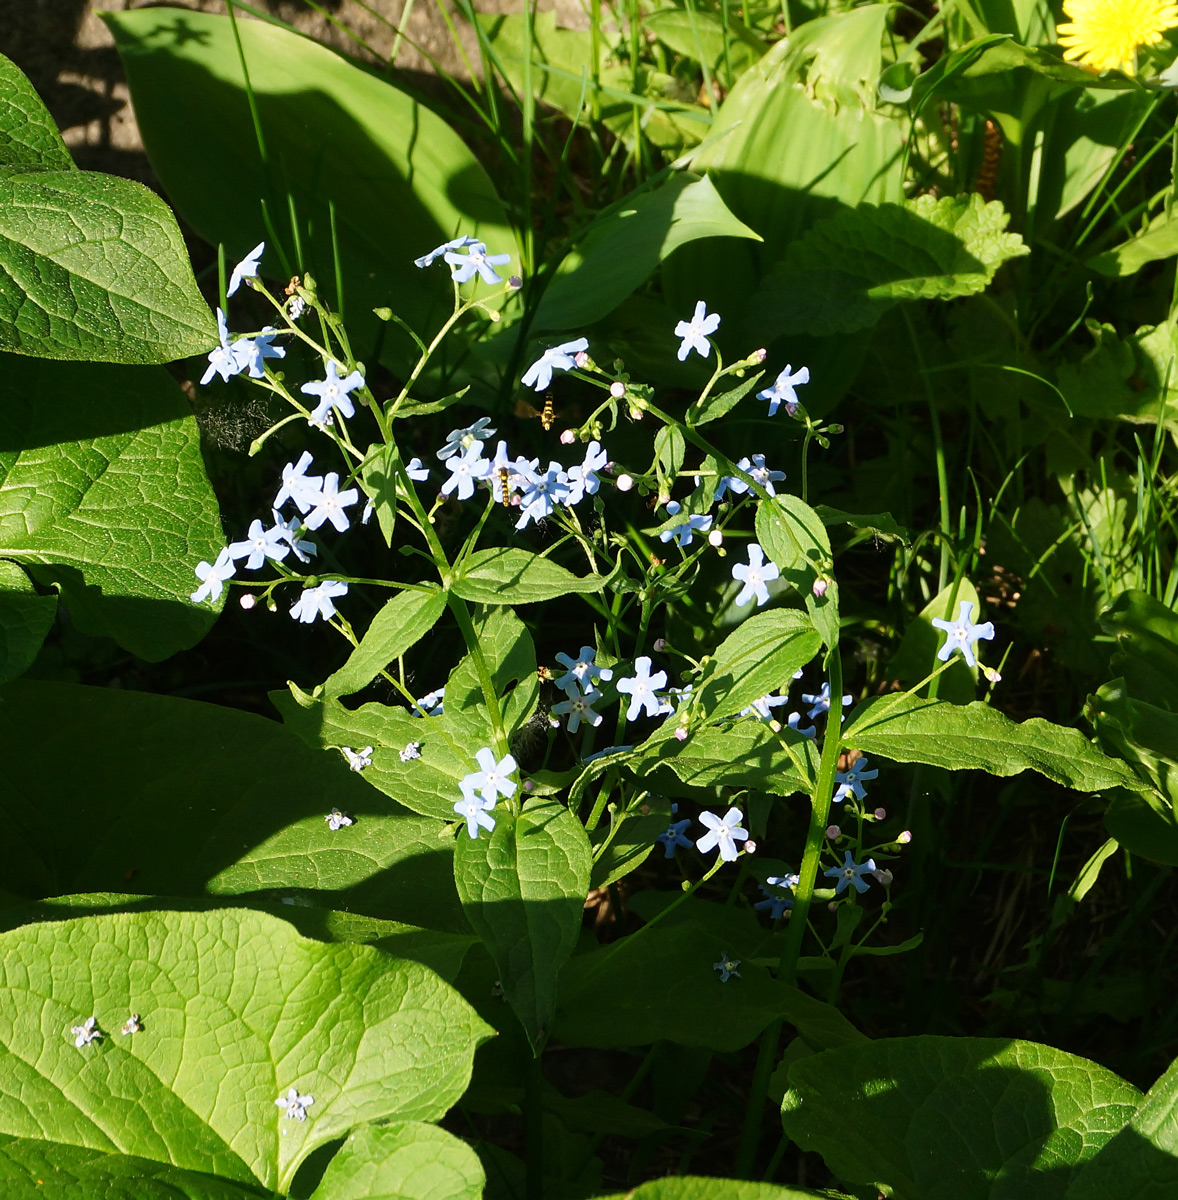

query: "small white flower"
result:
(120, 1013), (141, 1036)
(71, 1017), (102, 1048)
(617, 656), (669, 722)
(732, 543), (780, 608)
(191, 548), (236, 605)
(325, 808), (354, 831)
(342, 746), (373, 771)
(290, 580), (349, 625)
(674, 300), (721, 361)
(227, 240), (264, 296)
(696, 806), (749, 862)
(275, 1087), (315, 1121)
(400, 741), (422, 762)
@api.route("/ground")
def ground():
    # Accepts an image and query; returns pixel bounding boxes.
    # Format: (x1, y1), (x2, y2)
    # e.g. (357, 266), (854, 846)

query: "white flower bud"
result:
(616, 474), (634, 492)
(707, 528), (723, 547)
(239, 593), (257, 610)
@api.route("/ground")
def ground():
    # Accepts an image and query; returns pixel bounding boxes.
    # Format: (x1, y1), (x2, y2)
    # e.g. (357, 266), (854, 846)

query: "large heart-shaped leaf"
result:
(0, 908), (492, 1194)
(0, 353), (224, 661)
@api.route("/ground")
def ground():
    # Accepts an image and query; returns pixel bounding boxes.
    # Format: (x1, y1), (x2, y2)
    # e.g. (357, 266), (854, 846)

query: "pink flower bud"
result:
(610, 381), (625, 398)
(523, 779), (535, 792)
(744, 840), (757, 854)
(674, 726), (688, 742)
(874, 808), (886, 821)
(826, 824), (841, 839)
(653, 638), (666, 651)
(560, 428), (576, 445)
(897, 830), (912, 844)
(873, 869), (894, 887)
(508, 275), (523, 290)
(751, 347), (767, 363)
(812, 578), (829, 598)
(574, 351), (590, 368)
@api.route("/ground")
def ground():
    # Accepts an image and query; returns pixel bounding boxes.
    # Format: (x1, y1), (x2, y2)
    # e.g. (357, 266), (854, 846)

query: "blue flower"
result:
(551, 686), (604, 733)
(802, 683), (853, 721)
(201, 308), (249, 385)
(657, 816), (693, 859)
(290, 580), (348, 624)
(454, 779), (497, 839)
(521, 338), (589, 391)
(554, 646), (613, 694)
(301, 362), (365, 427)
(516, 462), (570, 530)
(834, 756), (878, 803)
(228, 241), (264, 297)
(441, 442), (492, 502)
(270, 510), (317, 563)
(617, 656), (669, 721)
(445, 242), (511, 285)
(275, 451), (323, 514)
(732, 543), (780, 607)
(190, 547), (236, 604)
(754, 878), (796, 920)
(412, 687), (445, 716)
(438, 417), (496, 461)
(745, 454), (785, 497)
(464, 747), (518, 805)
(71, 1016), (102, 1048)
(405, 457), (430, 481)
(660, 501), (713, 548)
(674, 301), (721, 361)
(275, 1087), (314, 1121)
(713, 952), (741, 982)
(233, 327), (285, 379)
(757, 365), (809, 416)
(696, 806), (748, 862)
(565, 441), (608, 505)
(229, 519), (290, 569)
(326, 807), (355, 830)
(415, 234), (479, 269)
(304, 473), (359, 533)
(931, 600), (996, 668)
(740, 692), (790, 720)
(824, 850), (876, 895)
(656, 682), (694, 718)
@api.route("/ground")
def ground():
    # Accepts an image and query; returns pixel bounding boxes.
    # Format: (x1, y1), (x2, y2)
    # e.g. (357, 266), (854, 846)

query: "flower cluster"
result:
(455, 747), (517, 839)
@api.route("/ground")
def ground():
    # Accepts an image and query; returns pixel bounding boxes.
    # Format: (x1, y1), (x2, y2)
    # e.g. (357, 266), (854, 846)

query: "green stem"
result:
(525, 1053), (543, 1200)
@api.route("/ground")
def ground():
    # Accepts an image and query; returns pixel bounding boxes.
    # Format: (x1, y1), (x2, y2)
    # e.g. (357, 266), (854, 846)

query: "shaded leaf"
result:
(0, 54), (74, 171)
(452, 548), (606, 605)
(887, 580), (984, 704)
(0, 561), (56, 683)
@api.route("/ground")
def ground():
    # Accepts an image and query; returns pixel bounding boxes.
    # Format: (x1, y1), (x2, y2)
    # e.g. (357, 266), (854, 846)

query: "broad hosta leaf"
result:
(0, 1136), (261, 1200)
(0, 908), (492, 1194)
(452, 548), (606, 605)
(0, 54), (74, 170)
(105, 8), (515, 370)
(0, 169), (215, 363)
(0, 354), (223, 660)
(310, 1121), (485, 1200)
(454, 799), (591, 1052)
(0, 560), (56, 683)
(324, 588), (447, 698)
(1069, 1054), (1178, 1198)
(782, 1037), (1141, 1199)
(756, 194), (1028, 337)
(596, 1178), (828, 1199)
(844, 694), (1142, 793)
(0, 680), (463, 931)
(532, 173), (760, 334)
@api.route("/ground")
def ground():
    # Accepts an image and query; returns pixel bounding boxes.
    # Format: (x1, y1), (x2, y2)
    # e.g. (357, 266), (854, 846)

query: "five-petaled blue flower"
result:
(802, 683), (853, 721)
(696, 806), (748, 862)
(229, 519), (290, 569)
(275, 451), (323, 514)
(825, 850), (876, 895)
(932, 600), (996, 669)
(464, 747), (518, 805)
(441, 442), (492, 501)
(551, 686), (604, 733)
(713, 952), (741, 982)
(446, 242), (511, 285)
(438, 418), (496, 461)
(732, 543), (780, 607)
(415, 234), (479, 269)
(565, 441), (608, 505)
(304, 473), (359, 533)
(757, 364), (809, 416)
(657, 814), (693, 859)
(234, 328), (285, 379)
(302, 362), (365, 427)
(201, 308), (249, 385)
(660, 501), (713, 548)
(228, 241), (264, 297)
(290, 580), (348, 624)
(555, 646), (613, 695)
(740, 692), (790, 721)
(617, 656), (668, 722)
(191, 547), (236, 604)
(834, 756), (878, 803)
(675, 301), (721, 361)
(516, 462), (570, 529)
(522, 338), (589, 391)
(454, 779), (497, 839)
(754, 875), (798, 920)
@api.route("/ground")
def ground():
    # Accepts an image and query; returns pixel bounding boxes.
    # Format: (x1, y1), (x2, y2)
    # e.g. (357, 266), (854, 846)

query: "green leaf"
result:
(0, 680), (463, 931)
(1069, 1054), (1178, 1199)
(532, 173), (760, 334)
(685, 371), (764, 427)
(1104, 787), (1178, 867)
(595, 1177), (828, 1199)
(1100, 589), (1178, 712)
(0, 561), (56, 683)
(590, 794), (672, 890)
(0, 908), (492, 1194)
(454, 798), (591, 1052)
(696, 609), (821, 719)
(0, 355), (224, 660)
(1088, 678), (1178, 795)
(844, 693), (1144, 793)
(813, 505), (909, 540)
(754, 494), (838, 648)
(452, 548), (606, 605)
(782, 1037), (1141, 1199)
(104, 8), (516, 370)
(446, 606), (539, 742)
(887, 581), (984, 704)
(1090, 209), (1178, 277)
(756, 194), (1028, 337)
(0, 1136), (263, 1200)
(0, 54), (74, 171)
(309, 1120), (485, 1200)
(325, 589), (447, 698)
(0, 169), (215, 363)
(644, 9), (767, 88)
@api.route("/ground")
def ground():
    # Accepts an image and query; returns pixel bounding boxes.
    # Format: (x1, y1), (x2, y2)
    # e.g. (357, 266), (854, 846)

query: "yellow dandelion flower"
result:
(1058, 0), (1178, 72)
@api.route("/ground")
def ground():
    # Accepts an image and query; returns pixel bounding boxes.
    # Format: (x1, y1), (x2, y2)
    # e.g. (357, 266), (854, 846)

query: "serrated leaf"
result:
(309, 1120), (485, 1200)
(0, 908), (492, 1194)
(0, 354), (223, 660)
(0, 561), (56, 683)
(325, 588), (447, 698)
(452, 548), (606, 605)
(454, 799), (591, 1052)
(0, 169), (215, 362)
(0, 55), (74, 171)
(0, 680), (462, 931)
(781, 1037), (1141, 1199)
(755, 194), (1028, 337)
(844, 694), (1144, 793)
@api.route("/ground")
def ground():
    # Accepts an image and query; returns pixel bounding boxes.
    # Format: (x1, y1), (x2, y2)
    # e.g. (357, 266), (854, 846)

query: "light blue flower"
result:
(438, 417), (496, 461)
(304, 473), (359, 533)
(660, 500), (714, 549)
(454, 779), (497, 839)
(521, 337), (589, 391)
(516, 462), (570, 529)
(233, 327), (285, 379)
(657, 816), (693, 859)
(931, 600), (996, 669)
(441, 442), (492, 501)
(740, 692), (790, 720)
(617, 656), (668, 721)
(713, 952), (741, 982)
(732, 543), (780, 607)
(275, 451), (323, 514)
(757, 364), (809, 416)
(227, 241), (264, 297)
(754, 876), (797, 920)
(415, 234), (479, 269)
(465, 747), (518, 805)
(551, 686), (603, 733)
(201, 308), (249, 385)
(746, 454), (785, 497)
(802, 683), (853, 721)
(405, 457), (430, 481)
(787, 711), (816, 739)
(326, 807), (355, 829)
(412, 687), (445, 716)
(301, 362), (365, 426)
(565, 441), (608, 505)
(270, 510), (317, 563)
(275, 1087), (314, 1121)
(229, 519), (290, 569)
(445, 241), (511, 285)
(656, 683), (694, 718)
(674, 300), (721, 361)
(696, 806), (748, 862)
(834, 756), (878, 803)
(824, 850), (876, 895)
(290, 579), (348, 624)
(191, 547), (236, 604)
(555, 646), (614, 695)
(71, 1016), (102, 1048)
